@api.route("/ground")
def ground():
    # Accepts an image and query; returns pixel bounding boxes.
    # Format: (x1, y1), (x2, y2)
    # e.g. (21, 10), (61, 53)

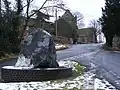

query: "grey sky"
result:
(33, 0), (105, 27)
(9, 0), (105, 27)
(65, 0), (105, 27)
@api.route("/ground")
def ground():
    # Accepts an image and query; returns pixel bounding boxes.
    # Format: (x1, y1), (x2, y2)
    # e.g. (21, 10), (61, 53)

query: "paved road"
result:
(58, 44), (120, 89)
(92, 50), (120, 89)
(57, 44), (101, 60)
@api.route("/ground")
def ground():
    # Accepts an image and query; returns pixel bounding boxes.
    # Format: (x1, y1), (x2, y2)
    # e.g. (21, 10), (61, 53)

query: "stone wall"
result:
(53, 36), (70, 44)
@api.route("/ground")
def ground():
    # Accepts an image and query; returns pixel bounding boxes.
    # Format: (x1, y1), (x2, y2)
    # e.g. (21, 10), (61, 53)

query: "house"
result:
(55, 18), (73, 38)
(77, 28), (97, 44)
(55, 10), (78, 44)
(61, 10), (77, 28)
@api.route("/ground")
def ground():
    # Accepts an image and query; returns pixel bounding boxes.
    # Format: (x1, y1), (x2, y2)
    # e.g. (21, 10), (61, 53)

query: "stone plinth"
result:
(1, 66), (72, 82)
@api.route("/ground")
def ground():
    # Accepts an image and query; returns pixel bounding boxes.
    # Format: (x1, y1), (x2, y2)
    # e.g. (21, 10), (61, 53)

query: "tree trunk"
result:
(106, 35), (113, 47)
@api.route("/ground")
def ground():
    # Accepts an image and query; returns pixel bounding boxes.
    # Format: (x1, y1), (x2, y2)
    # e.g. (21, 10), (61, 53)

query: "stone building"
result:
(77, 28), (97, 44)
(55, 10), (78, 44)
(55, 18), (73, 38)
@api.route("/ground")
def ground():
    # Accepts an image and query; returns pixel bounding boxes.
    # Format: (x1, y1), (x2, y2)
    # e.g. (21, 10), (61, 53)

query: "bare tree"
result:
(20, 0), (48, 39)
(89, 19), (103, 43)
(40, 0), (67, 18)
(20, 0), (66, 39)
(23, 0), (33, 30)
(22, 0), (65, 30)
(73, 11), (85, 29)
(25, 0), (66, 21)
(89, 19), (101, 30)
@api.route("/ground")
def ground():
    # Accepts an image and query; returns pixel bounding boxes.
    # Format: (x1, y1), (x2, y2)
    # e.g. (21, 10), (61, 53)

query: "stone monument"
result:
(15, 28), (59, 68)
(1, 28), (72, 82)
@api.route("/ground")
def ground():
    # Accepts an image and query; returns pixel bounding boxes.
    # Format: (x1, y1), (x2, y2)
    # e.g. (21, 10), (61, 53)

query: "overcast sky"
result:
(65, 0), (105, 27)
(33, 0), (105, 27)
(9, 0), (105, 27)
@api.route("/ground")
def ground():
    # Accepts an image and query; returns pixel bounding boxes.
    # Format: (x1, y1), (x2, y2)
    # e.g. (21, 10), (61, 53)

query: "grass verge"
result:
(102, 44), (120, 51)
(48, 61), (85, 90)
(0, 53), (18, 62)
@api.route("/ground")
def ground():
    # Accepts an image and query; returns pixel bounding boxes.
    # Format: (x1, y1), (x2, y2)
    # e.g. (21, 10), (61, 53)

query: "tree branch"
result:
(77, 17), (84, 21)
(29, 0), (48, 18)
(42, 5), (66, 11)
(22, 0), (34, 11)
(20, 0), (48, 40)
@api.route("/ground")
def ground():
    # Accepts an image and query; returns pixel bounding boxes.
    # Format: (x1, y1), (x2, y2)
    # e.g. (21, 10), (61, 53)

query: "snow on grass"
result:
(0, 60), (117, 90)
(94, 78), (117, 90)
(0, 60), (84, 90)
(55, 44), (68, 50)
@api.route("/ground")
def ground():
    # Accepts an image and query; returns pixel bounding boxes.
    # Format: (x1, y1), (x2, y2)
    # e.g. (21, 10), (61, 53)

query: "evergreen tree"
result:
(99, 0), (120, 47)
(0, 0), (23, 56)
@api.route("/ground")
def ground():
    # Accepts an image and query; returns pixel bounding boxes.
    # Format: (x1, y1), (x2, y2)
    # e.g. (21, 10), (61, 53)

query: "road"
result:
(0, 44), (120, 89)
(92, 50), (120, 89)
(57, 44), (101, 60)
(58, 44), (120, 89)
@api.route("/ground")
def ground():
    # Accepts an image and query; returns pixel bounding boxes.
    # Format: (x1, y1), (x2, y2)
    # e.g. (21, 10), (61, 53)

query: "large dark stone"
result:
(15, 28), (59, 68)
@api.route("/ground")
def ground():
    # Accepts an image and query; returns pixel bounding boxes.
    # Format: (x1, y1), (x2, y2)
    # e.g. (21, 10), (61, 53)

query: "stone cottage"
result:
(55, 10), (78, 44)
(77, 28), (97, 44)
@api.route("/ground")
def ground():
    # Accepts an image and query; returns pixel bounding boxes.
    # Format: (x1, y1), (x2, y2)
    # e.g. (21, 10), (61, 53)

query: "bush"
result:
(74, 63), (85, 76)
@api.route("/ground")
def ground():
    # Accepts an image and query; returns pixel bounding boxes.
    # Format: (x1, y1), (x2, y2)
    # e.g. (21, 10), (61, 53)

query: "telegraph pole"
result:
(0, 0), (1, 17)
(55, 8), (58, 38)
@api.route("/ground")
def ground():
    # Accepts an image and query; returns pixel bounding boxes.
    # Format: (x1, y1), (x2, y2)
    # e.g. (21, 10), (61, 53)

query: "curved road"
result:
(57, 44), (101, 60)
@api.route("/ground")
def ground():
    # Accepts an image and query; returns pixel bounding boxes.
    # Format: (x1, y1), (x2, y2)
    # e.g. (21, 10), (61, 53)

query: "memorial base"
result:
(1, 66), (72, 82)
